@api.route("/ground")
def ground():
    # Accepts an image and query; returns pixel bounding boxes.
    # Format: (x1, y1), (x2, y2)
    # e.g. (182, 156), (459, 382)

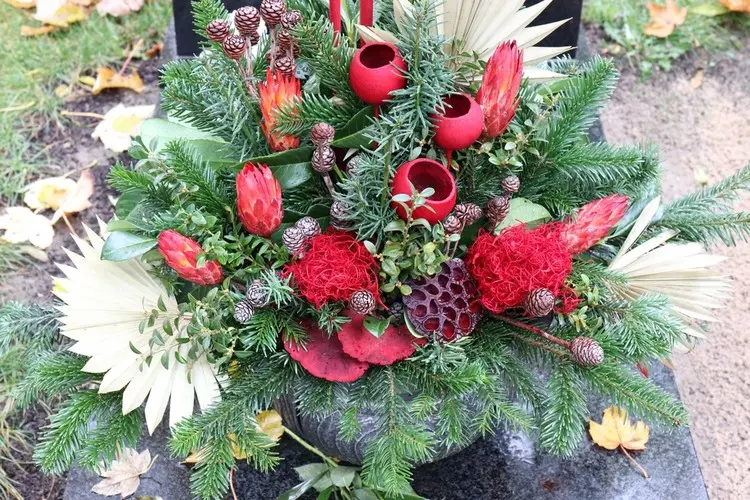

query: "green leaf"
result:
(140, 118), (223, 153)
(245, 147), (315, 166)
(331, 106), (375, 149)
(690, 3), (730, 16)
(363, 316), (392, 338)
(330, 465), (357, 487)
(495, 197), (552, 233)
(270, 163), (315, 190)
(106, 219), (139, 232)
(114, 190), (142, 219)
(101, 232), (157, 262)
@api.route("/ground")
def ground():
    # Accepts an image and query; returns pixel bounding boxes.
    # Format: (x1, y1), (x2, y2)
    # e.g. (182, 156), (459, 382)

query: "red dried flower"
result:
(562, 195), (629, 254)
(236, 163), (283, 237)
(258, 69), (301, 152)
(285, 230), (381, 309)
(476, 41), (523, 138)
(465, 223), (572, 314)
(337, 312), (418, 366)
(157, 230), (223, 286)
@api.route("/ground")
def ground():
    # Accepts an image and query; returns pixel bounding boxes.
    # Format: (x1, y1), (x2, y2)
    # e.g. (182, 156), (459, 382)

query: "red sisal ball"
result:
(465, 223), (573, 314)
(285, 229), (382, 309)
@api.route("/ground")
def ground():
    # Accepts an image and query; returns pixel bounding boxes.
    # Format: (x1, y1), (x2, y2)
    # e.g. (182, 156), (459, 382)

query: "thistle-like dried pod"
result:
(350, 290), (376, 315)
(486, 195), (510, 225)
(501, 174), (521, 194)
(312, 146), (336, 174)
(280, 9), (302, 30)
(311, 123), (335, 147)
(295, 216), (321, 239)
(222, 35), (247, 60)
(234, 6), (261, 36)
(260, 0), (285, 27)
(206, 19), (231, 42)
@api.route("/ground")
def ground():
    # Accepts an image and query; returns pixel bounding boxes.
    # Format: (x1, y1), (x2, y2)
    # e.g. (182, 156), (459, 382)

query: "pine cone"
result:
(260, 0), (285, 27)
(453, 203), (483, 226)
(295, 216), (321, 239)
(501, 174), (521, 194)
(311, 123), (335, 147)
(350, 290), (376, 315)
(222, 35), (247, 59)
(277, 29), (293, 50)
(234, 299), (255, 324)
(282, 226), (307, 255)
(570, 337), (604, 366)
(206, 19), (231, 42)
(250, 31), (261, 46)
(330, 200), (352, 230)
(280, 9), (302, 30)
(486, 196), (510, 225)
(274, 55), (296, 77)
(523, 288), (555, 317)
(245, 280), (270, 308)
(234, 6), (261, 36)
(312, 146), (335, 174)
(403, 259), (482, 342)
(443, 214), (463, 235)
(346, 156), (361, 175)
(389, 300), (404, 318)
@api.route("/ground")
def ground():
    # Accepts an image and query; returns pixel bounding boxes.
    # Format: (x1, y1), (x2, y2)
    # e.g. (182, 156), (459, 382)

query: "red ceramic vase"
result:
(431, 93), (484, 152)
(391, 159), (457, 224)
(349, 42), (407, 105)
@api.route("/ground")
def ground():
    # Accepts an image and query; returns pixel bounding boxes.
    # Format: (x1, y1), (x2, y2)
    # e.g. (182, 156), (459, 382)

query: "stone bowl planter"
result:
(275, 394), (479, 465)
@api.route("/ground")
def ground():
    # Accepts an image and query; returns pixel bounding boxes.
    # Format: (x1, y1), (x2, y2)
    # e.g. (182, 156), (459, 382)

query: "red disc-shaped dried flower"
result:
(258, 69), (301, 152)
(476, 41), (523, 139)
(465, 223), (573, 314)
(338, 312), (419, 366)
(236, 163), (283, 237)
(562, 195), (629, 255)
(157, 230), (223, 286)
(284, 321), (369, 382)
(284, 229), (381, 309)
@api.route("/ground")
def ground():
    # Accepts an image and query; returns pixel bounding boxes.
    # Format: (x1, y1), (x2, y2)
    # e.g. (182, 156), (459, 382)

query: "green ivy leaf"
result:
(331, 106), (375, 149)
(101, 231), (157, 261)
(495, 197), (552, 233)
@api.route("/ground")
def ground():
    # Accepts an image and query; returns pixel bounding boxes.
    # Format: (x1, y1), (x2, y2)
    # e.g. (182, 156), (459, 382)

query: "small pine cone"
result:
(265, 48), (286, 63)
(246, 280), (270, 308)
(249, 31), (261, 46)
(311, 123), (335, 147)
(234, 299), (255, 324)
(350, 290), (376, 315)
(501, 175), (521, 194)
(389, 300), (404, 318)
(330, 200), (352, 230)
(274, 55), (296, 77)
(486, 196), (510, 225)
(295, 216), (321, 239)
(453, 203), (483, 226)
(260, 0), (285, 27)
(346, 156), (361, 175)
(312, 146), (335, 174)
(222, 35), (247, 59)
(234, 6), (261, 36)
(277, 29), (293, 50)
(570, 337), (605, 366)
(523, 288), (555, 317)
(282, 226), (307, 255)
(280, 9), (302, 30)
(206, 19), (231, 42)
(443, 214), (463, 235)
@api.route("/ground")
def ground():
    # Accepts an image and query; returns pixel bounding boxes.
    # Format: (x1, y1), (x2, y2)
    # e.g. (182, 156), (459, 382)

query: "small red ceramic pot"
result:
(391, 159), (457, 224)
(431, 93), (484, 151)
(349, 42), (407, 105)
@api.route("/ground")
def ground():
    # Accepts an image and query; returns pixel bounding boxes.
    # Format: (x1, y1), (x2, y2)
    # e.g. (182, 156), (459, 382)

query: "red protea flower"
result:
(476, 41), (523, 138)
(258, 69), (301, 152)
(236, 163), (283, 237)
(562, 195), (630, 254)
(157, 230), (223, 286)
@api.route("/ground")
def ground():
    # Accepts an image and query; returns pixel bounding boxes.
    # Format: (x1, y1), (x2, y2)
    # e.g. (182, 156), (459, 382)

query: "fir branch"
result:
(472, 382), (533, 437)
(538, 363), (588, 457)
(274, 91), (358, 136)
(0, 302), (60, 356)
(12, 352), (91, 410)
(77, 406), (143, 471)
(192, 0), (229, 43)
(580, 363), (687, 426)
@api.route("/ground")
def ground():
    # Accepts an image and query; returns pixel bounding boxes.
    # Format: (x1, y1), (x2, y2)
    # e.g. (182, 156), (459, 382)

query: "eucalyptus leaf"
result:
(495, 197), (552, 233)
(331, 106), (375, 149)
(101, 231), (157, 262)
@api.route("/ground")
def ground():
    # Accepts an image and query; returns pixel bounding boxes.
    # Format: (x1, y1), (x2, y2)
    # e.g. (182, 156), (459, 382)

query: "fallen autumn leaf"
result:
(590, 406), (650, 478)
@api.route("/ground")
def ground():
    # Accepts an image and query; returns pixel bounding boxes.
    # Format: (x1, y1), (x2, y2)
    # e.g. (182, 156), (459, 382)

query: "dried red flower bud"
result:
(157, 230), (223, 286)
(236, 163), (284, 237)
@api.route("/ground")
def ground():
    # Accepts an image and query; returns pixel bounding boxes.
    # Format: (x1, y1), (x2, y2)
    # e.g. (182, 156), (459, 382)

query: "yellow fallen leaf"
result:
(34, 1), (86, 27)
(51, 169), (95, 224)
(91, 67), (144, 95)
(720, 0), (750, 12)
(590, 406), (650, 477)
(21, 24), (58, 36)
(0, 207), (55, 249)
(92, 103), (155, 152)
(644, 0), (688, 38)
(4, 0), (35, 8)
(79, 75), (96, 87)
(24, 176), (78, 211)
(96, 0), (143, 17)
(146, 41), (163, 59)
(690, 69), (704, 89)
(91, 448), (154, 498)
(19, 245), (49, 262)
(54, 84), (71, 98)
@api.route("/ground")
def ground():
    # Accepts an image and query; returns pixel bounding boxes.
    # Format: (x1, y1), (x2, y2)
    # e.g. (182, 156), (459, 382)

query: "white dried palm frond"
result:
(608, 198), (732, 346)
(358, 0), (571, 81)
(54, 224), (221, 434)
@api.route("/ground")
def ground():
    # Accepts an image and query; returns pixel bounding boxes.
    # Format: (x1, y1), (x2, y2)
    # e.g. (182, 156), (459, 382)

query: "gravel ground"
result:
(588, 28), (750, 500)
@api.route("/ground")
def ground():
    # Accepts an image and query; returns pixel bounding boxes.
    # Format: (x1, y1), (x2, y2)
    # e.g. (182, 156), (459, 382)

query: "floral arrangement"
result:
(13, 0), (750, 498)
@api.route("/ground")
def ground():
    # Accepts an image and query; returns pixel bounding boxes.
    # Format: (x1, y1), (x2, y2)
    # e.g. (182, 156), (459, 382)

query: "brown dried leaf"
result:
(91, 448), (154, 498)
(51, 169), (95, 223)
(644, 0), (688, 38)
(21, 24), (58, 36)
(91, 67), (144, 95)
(145, 41), (163, 59)
(690, 69), (705, 89)
(96, 0), (142, 17)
